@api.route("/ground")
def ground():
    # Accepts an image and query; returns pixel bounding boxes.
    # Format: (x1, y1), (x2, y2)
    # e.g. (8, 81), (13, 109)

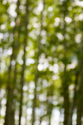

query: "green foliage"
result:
(0, 0), (83, 125)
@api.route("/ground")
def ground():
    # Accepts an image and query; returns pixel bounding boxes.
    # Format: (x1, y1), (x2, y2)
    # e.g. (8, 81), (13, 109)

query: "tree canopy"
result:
(0, 0), (83, 125)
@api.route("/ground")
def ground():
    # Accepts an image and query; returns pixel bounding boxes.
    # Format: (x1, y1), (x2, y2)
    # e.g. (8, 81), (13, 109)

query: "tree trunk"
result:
(61, 1), (70, 124)
(4, 0), (20, 124)
(31, 2), (44, 125)
(18, 1), (29, 125)
(77, 65), (83, 125)
(63, 89), (69, 125)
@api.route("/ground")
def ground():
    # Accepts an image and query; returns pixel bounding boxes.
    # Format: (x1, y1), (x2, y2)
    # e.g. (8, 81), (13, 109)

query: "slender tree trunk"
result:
(61, 1), (70, 124)
(11, 62), (17, 125)
(4, 50), (19, 125)
(18, 1), (29, 125)
(68, 71), (79, 125)
(4, 57), (13, 125)
(48, 115), (51, 125)
(77, 64), (83, 125)
(63, 88), (69, 125)
(32, 66), (38, 125)
(63, 67), (69, 125)
(39, 116), (43, 125)
(68, 58), (83, 125)
(4, 0), (20, 124)
(77, 35), (83, 125)
(31, 2), (44, 125)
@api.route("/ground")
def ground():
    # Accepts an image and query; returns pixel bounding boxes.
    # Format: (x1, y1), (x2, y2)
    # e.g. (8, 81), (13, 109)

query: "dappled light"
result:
(0, 0), (83, 125)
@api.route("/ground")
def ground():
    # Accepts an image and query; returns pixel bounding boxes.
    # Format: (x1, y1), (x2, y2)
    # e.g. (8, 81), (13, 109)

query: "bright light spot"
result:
(41, 39), (46, 44)
(0, 33), (4, 39)
(76, 1), (83, 7)
(43, 61), (49, 70)
(57, 33), (64, 40)
(38, 64), (43, 71)
(35, 120), (40, 125)
(55, 17), (60, 22)
(3, 0), (7, 4)
(49, 65), (53, 71)
(0, 123), (3, 125)
(1, 107), (5, 116)
(23, 85), (28, 91)
(8, 0), (17, 2)
(19, 60), (23, 65)
(11, 60), (16, 66)
(29, 94), (34, 99)
(1, 89), (5, 96)
(51, 108), (60, 125)
(41, 121), (48, 125)
(54, 17), (60, 26)
(8, 4), (17, 17)
(10, 21), (15, 27)
(1, 24), (6, 30)
(29, 82), (35, 89)
(13, 0), (17, 2)
(1, 98), (6, 105)
(37, 87), (41, 91)
(29, 31), (36, 39)
(27, 108), (32, 115)
(49, 65), (59, 73)
(26, 47), (30, 51)
(7, 48), (12, 55)
(67, 60), (77, 70)
(38, 2), (43, 11)
(72, 109), (77, 125)
(39, 94), (46, 101)
(53, 64), (59, 73)
(36, 29), (40, 35)
(0, 48), (3, 53)
(65, 17), (72, 24)
(75, 33), (82, 43)
(78, 14), (83, 21)
(21, 117), (25, 125)
(43, 79), (48, 87)
(38, 61), (49, 71)
(48, 7), (53, 12)
(41, 30), (46, 36)
(26, 58), (35, 66)
(15, 114), (19, 120)
(69, 85), (74, 91)
(33, 23), (40, 28)
(39, 53), (45, 63)
(52, 75), (59, 80)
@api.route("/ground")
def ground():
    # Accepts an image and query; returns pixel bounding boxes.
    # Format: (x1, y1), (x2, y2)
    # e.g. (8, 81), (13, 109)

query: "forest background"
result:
(0, 0), (83, 125)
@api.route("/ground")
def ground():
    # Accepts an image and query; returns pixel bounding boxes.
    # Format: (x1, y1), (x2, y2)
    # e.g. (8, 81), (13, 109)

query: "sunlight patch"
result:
(38, 2), (43, 11)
